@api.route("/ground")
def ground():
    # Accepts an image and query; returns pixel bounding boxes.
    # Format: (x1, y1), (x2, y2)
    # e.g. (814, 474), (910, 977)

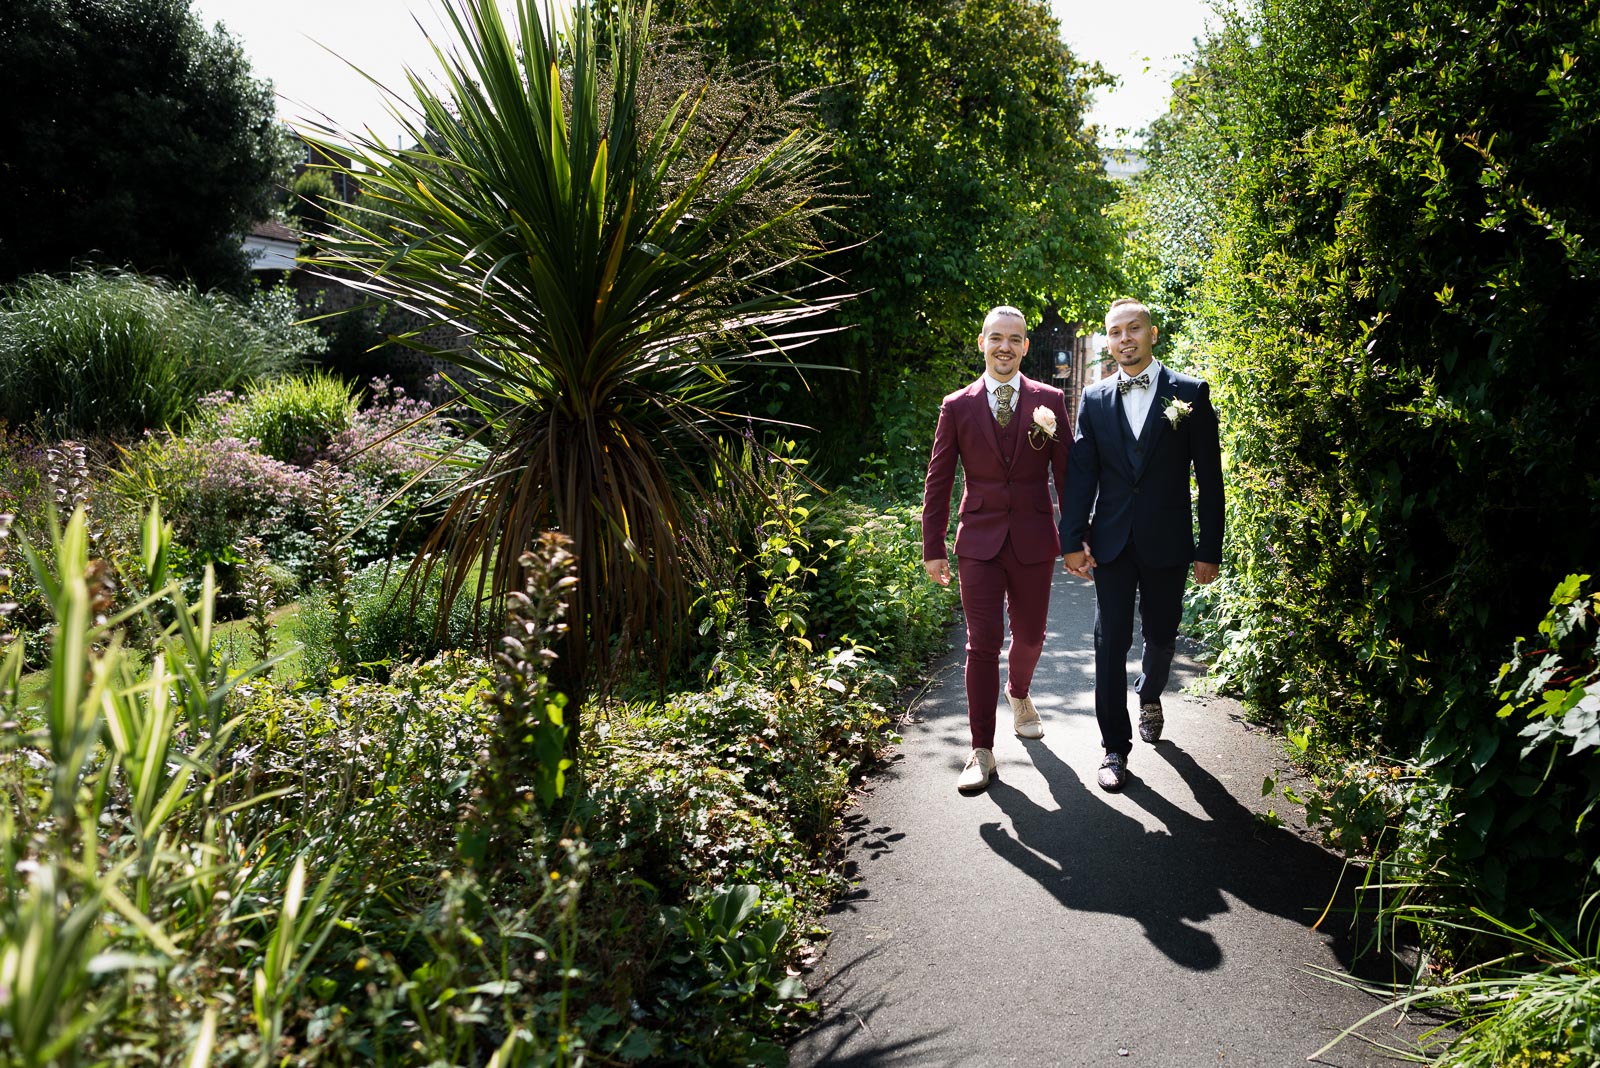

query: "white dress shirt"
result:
(983, 372), (1021, 419)
(1117, 359), (1162, 439)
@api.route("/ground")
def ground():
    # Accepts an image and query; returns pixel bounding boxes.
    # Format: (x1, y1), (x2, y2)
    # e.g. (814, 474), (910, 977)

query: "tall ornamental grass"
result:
(0, 270), (319, 439)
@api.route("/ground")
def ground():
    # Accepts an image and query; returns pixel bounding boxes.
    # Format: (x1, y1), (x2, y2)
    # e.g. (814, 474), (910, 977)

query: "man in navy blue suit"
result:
(1059, 298), (1224, 791)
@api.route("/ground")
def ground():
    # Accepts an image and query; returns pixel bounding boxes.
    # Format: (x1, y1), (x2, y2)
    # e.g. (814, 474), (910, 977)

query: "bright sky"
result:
(191, 0), (1216, 149)
(1053, 0), (1221, 147)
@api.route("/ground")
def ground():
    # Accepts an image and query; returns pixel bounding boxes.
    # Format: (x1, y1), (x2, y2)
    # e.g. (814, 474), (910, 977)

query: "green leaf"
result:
(773, 976), (808, 1000)
(708, 884), (760, 935)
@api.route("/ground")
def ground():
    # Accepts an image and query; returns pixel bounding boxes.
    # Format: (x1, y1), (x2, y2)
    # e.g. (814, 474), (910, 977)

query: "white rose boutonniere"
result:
(1028, 405), (1058, 450)
(1163, 398), (1193, 428)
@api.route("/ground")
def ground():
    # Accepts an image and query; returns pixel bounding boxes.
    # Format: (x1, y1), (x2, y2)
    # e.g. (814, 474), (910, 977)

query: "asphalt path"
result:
(789, 567), (1441, 1067)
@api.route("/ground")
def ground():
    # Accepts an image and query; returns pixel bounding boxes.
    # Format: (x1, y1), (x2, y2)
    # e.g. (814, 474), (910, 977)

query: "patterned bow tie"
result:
(1117, 372), (1151, 395)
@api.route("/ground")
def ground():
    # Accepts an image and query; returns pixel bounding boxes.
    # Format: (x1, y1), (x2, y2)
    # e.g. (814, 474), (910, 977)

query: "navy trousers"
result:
(1092, 544), (1188, 756)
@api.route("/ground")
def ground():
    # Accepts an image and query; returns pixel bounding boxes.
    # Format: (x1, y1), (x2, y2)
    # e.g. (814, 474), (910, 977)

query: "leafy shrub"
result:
(681, 437), (813, 678)
(0, 270), (321, 439)
(107, 379), (456, 592)
(0, 437), (162, 667)
(1310, 576), (1600, 933)
(3, 481), (934, 1064)
(1421, 573), (1600, 924)
(655, 884), (811, 1066)
(1134, 0), (1600, 934)
(585, 640), (901, 1057)
(807, 496), (959, 673)
(0, 510), (631, 1066)
(296, 558), (477, 681)
(846, 352), (974, 499)
(326, 377), (466, 558)
(598, 661), (889, 895)
(191, 369), (358, 464)
(1140, 0), (1600, 748)
(0, 423), (46, 524)
(327, 376), (454, 483)
(682, 440), (957, 692)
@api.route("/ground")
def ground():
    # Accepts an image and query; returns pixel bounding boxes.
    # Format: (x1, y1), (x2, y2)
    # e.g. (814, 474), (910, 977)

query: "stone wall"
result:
(292, 270), (471, 398)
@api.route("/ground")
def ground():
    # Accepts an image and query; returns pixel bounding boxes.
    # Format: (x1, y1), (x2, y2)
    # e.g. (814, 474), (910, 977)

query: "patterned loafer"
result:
(1097, 750), (1129, 792)
(1138, 701), (1165, 744)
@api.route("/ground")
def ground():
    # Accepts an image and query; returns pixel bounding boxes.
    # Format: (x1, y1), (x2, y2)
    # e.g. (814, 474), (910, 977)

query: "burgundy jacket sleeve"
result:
(921, 396), (959, 562)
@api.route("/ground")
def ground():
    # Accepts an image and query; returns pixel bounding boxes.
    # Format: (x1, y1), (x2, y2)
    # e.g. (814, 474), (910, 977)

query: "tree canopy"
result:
(0, 0), (292, 290)
(657, 0), (1122, 466)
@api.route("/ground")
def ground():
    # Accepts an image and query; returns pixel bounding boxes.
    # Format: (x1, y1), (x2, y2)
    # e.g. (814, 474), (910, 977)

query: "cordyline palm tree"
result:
(303, 0), (844, 751)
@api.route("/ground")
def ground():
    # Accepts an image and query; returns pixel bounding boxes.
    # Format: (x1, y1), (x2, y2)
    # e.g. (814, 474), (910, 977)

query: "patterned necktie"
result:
(995, 383), (1015, 427)
(1117, 372), (1151, 395)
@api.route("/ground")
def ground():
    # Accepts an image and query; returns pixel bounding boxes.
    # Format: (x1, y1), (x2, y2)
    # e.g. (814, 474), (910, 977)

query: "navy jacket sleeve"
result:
(1191, 381), (1224, 564)
(1057, 390), (1099, 552)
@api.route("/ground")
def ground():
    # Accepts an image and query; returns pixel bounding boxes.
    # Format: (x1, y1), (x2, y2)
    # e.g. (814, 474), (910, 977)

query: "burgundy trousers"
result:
(956, 535), (1054, 749)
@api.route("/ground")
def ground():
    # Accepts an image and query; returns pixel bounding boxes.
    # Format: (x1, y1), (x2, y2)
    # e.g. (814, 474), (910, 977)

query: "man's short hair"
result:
(1105, 297), (1152, 324)
(984, 305), (1028, 330)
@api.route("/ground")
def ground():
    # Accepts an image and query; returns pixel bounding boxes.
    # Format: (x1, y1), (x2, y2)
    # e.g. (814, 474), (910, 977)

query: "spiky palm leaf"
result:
(303, 0), (842, 713)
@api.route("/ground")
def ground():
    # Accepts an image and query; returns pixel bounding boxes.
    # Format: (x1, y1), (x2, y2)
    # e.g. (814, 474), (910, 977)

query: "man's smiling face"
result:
(1105, 304), (1157, 376)
(980, 310), (1029, 382)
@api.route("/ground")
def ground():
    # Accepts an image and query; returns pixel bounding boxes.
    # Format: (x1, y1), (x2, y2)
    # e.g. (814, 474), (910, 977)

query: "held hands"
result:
(924, 559), (951, 586)
(1062, 546), (1095, 581)
(1060, 548), (1218, 584)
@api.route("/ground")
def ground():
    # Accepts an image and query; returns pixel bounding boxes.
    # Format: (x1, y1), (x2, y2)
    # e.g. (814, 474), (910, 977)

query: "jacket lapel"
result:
(1131, 367), (1173, 479)
(970, 379), (1003, 464)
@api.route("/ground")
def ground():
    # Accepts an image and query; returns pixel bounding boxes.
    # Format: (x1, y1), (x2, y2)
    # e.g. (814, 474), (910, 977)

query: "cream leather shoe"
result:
(957, 748), (996, 794)
(1009, 692), (1045, 739)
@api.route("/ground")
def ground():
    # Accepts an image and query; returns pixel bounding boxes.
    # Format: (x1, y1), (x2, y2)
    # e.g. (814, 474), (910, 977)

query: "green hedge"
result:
(1138, 0), (1600, 926)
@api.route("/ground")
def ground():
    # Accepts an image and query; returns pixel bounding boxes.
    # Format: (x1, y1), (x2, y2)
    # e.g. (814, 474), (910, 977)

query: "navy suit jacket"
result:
(1058, 364), (1223, 568)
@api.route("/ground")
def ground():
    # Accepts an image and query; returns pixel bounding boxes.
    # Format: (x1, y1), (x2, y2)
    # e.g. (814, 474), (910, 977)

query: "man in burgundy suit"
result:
(922, 306), (1072, 794)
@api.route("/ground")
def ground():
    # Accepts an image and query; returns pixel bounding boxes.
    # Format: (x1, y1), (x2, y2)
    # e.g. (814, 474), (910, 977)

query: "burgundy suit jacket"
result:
(922, 374), (1072, 566)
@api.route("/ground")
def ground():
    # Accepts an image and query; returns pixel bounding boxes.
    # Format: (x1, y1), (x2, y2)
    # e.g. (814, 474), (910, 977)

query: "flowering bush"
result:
(0, 423), (47, 523)
(107, 376), (463, 593)
(327, 377), (458, 485)
(110, 432), (329, 576)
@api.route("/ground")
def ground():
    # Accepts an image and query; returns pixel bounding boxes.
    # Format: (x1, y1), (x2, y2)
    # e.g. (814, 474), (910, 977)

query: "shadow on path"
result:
(786, 943), (957, 1067)
(981, 739), (1363, 972)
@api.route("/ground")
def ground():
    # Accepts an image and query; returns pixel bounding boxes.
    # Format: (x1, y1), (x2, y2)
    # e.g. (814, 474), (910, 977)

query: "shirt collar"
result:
(983, 372), (1021, 393)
